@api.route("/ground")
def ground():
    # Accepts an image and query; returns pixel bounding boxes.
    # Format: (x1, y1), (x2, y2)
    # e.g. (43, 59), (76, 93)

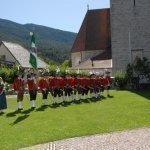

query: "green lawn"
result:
(0, 90), (150, 150)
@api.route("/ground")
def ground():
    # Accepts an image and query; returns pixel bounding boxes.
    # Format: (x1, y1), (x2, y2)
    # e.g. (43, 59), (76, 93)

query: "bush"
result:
(115, 70), (127, 89)
(0, 66), (17, 83)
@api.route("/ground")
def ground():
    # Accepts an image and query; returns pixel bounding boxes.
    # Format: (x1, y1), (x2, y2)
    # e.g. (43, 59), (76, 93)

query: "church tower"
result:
(110, 0), (150, 73)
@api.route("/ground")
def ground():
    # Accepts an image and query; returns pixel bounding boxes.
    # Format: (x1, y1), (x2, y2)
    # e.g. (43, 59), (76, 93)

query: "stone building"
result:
(71, 0), (150, 75)
(111, 0), (150, 73)
(71, 8), (111, 74)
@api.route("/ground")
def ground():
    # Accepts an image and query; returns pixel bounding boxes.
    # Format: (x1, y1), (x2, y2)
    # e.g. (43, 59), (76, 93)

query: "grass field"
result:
(0, 90), (150, 150)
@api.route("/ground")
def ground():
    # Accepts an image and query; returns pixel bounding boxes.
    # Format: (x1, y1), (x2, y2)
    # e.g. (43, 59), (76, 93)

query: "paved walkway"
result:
(21, 127), (150, 150)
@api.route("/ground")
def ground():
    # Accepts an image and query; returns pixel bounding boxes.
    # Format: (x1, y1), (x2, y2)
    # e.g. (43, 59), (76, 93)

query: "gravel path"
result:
(21, 127), (150, 150)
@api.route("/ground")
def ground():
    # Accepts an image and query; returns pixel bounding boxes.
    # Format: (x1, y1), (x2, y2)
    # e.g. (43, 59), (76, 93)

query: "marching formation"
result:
(13, 70), (112, 110)
(0, 70), (112, 112)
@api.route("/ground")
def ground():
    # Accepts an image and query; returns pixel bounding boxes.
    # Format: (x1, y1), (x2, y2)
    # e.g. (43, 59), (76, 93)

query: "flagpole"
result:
(29, 31), (40, 85)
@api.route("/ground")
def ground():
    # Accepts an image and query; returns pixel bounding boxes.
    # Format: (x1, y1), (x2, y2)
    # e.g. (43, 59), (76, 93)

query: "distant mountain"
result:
(0, 18), (77, 64)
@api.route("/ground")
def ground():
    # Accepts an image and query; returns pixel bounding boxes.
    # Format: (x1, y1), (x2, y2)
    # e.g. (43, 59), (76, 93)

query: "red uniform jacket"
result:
(38, 78), (49, 90)
(13, 78), (25, 92)
(99, 77), (105, 86)
(53, 77), (63, 89)
(104, 75), (112, 86)
(27, 78), (37, 90)
(64, 77), (74, 87)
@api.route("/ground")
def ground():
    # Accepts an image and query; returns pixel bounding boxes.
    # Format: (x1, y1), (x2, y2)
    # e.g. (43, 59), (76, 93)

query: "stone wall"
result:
(110, 0), (150, 74)
(81, 50), (104, 62)
(71, 52), (81, 67)
(71, 50), (104, 67)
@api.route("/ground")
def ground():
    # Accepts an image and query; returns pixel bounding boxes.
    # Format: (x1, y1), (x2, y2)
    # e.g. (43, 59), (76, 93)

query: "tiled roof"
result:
(71, 8), (111, 53)
(2, 41), (48, 68)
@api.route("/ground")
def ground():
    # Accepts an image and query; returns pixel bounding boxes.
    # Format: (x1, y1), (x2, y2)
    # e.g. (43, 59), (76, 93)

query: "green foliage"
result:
(0, 66), (17, 83)
(133, 57), (150, 75)
(70, 70), (78, 77)
(125, 57), (150, 89)
(126, 63), (134, 79)
(115, 70), (127, 89)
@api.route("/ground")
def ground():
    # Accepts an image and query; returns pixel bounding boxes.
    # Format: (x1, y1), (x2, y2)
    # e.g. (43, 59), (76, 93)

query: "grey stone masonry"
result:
(110, 0), (150, 74)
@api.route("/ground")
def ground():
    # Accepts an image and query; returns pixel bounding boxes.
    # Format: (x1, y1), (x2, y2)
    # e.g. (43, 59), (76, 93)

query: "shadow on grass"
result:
(107, 95), (114, 98)
(89, 97), (98, 102)
(11, 114), (29, 125)
(82, 99), (90, 103)
(101, 96), (107, 99)
(21, 108), (36, 114)
(36, 105), (50, 111)
(6, 110), (22, 117)
(6, 107), (38, 117)
(129, 90), (150, 100)
(60, 101), (72, 107)
(49, 103), (61, 109)
(73, 100), (82, 105)
(0, 112), (5, 116)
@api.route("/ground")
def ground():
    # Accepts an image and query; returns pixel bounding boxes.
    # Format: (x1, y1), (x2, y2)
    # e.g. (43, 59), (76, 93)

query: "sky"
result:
(0, 0), (110, 33)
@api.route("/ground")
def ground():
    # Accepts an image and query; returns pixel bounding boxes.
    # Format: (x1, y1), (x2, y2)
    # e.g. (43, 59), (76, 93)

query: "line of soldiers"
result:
(13, 70), (112, 110)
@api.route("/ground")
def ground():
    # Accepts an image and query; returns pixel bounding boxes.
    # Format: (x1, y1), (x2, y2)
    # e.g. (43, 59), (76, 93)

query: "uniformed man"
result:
(53, 73), (63, 104)
(48, 76), (55, 104)
(13, 74), (25, 110)
(64, 73), (74, 102)
(99, 74), (105, 97)
(27, 73), (37, 108)
(104, 70), (112, 97)
(38, 73), (49, 105)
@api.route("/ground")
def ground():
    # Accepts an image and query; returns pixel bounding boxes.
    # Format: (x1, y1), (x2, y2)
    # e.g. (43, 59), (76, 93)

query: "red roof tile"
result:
(71, 8), (111, 53)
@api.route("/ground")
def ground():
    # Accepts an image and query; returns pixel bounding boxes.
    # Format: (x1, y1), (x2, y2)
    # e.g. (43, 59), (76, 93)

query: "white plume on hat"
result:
(46, 68), (50, 73)
(76, 68), (80, 74)
(95, 72), (99, 75)
(65, 68), (70, 73)
(56, 67), (60, 74)
(89, 71), (93, 75)
(92, 70), (95, 74)
(104, 68), (110, 74)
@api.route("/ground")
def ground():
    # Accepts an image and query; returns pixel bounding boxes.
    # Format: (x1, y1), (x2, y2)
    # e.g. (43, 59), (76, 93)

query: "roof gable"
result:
(71, 8), (111, 53)
(2, 41), (47, 68)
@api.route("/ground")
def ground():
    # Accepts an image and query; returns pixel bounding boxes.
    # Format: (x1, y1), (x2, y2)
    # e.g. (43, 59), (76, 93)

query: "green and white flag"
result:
(29, 32), (37, 69)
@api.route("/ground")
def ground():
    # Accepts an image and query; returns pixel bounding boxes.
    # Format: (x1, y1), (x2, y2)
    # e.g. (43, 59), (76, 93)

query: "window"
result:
(132, 49), (143, 63)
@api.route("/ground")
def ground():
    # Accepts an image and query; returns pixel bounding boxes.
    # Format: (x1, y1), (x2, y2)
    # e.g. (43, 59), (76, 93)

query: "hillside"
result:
(0, 18), (76, 64)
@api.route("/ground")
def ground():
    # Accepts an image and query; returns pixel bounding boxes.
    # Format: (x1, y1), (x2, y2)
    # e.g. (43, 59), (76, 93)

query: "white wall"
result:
(0, 43), (18, 64)
(71, 50), (105, 67)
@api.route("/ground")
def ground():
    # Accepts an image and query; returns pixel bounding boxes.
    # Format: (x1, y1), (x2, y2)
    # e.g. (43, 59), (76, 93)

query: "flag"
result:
(29, 32), (37, 69)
